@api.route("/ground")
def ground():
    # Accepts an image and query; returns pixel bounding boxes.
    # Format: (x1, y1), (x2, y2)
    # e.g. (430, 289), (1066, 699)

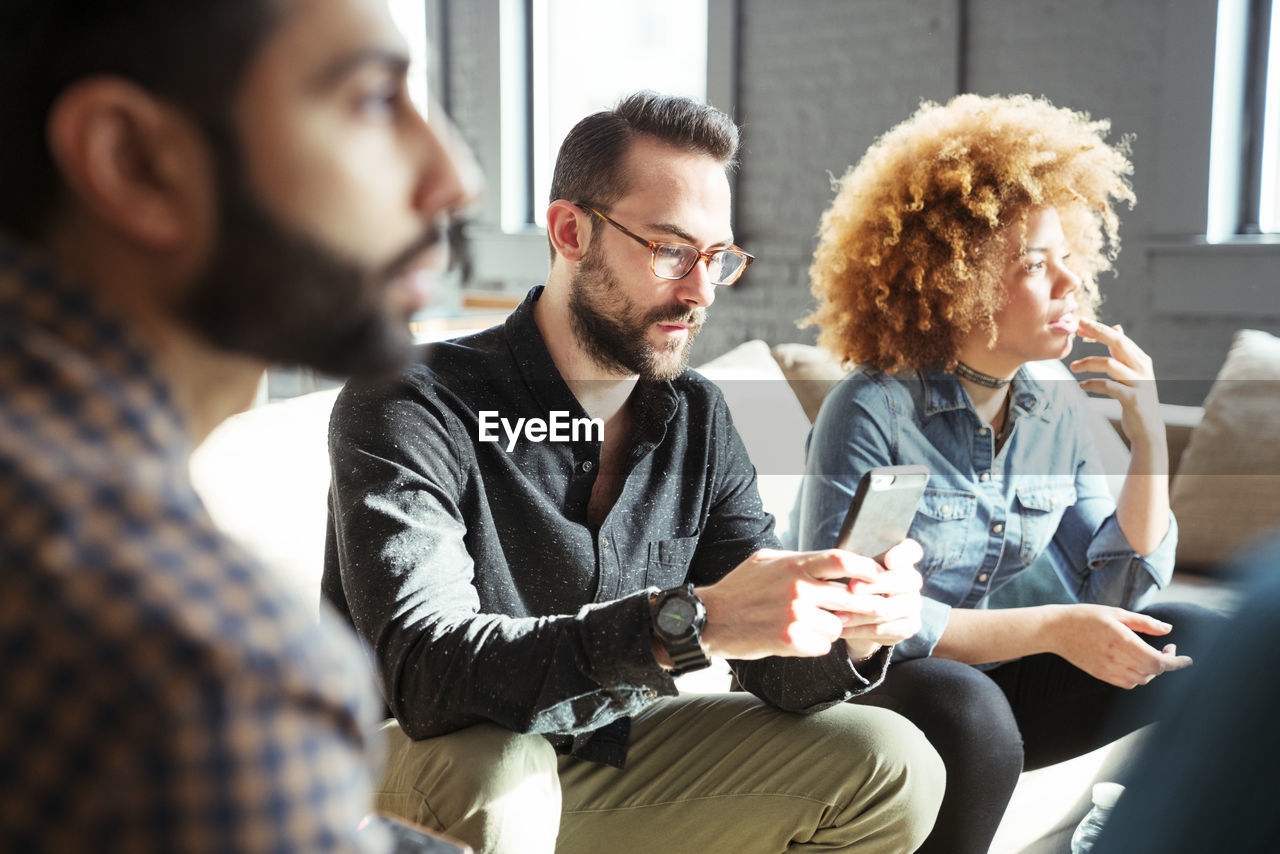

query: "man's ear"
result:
(46, 77), (213, 250)
(545, 199), (592, 262)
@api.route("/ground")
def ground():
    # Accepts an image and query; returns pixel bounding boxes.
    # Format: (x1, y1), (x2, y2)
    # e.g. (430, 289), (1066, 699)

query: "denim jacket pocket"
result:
(645, 536), (700, 588)
(1014, 483), (1077, 564)
(912, 488), (977, 577)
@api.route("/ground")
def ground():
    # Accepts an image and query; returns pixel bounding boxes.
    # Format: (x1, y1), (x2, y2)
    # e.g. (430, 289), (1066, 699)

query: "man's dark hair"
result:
(548, 91), (740, 259)
(0, 0), (282, 243)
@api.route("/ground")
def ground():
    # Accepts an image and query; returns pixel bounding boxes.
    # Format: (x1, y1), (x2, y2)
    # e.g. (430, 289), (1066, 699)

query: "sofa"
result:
(189, 328), (1280, 853)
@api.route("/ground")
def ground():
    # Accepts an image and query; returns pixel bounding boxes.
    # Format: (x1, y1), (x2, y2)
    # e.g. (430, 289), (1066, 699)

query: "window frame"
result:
(1130, 0), (1280, 319)
(1254, 0), (1280, 231)
(1234, 0), (1274, 234)
(1207, 0), (1280, 238)
(455, 0), (739, 293)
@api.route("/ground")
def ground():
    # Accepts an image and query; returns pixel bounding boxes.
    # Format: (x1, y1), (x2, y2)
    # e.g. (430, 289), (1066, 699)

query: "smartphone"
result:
(836, 465), (929, 562)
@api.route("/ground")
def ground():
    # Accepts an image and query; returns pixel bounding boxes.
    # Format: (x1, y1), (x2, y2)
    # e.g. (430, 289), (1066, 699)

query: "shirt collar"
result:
(502, 285), (680, 437)
(503, 285), (588, 418)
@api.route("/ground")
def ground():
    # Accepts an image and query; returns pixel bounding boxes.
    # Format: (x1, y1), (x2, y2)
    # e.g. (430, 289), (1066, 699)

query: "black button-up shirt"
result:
(323, 286), (888, 767)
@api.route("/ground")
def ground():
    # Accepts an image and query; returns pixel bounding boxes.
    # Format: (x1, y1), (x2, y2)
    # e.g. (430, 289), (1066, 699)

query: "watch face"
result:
(657, 598), (697, 638)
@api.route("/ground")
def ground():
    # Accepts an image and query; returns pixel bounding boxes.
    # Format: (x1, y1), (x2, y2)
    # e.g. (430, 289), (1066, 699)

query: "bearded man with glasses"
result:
(324, 91), (942, 854)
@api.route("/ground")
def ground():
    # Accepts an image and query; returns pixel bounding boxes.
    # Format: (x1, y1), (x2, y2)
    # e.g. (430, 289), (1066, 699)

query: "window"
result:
(528, 0), (709, 226)
(1260, 0), (1280, 230)
(388, 0), (431, 114)
(1209, 0), (1280, 236)
(463, 0), (736, 291)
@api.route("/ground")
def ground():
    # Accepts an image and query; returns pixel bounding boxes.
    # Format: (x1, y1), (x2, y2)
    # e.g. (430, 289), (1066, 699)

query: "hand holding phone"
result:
(831, 466), (928, 654)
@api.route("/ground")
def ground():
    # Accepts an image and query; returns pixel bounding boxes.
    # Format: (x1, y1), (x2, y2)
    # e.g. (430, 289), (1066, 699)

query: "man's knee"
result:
(803, 704), (946, 851)
(376, 722), (561, 854)
(850, 706), (947, 826)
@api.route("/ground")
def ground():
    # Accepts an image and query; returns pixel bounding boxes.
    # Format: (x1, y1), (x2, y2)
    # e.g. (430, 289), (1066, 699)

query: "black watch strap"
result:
(650, 584), (710, 676)
(665, 638), (711, 676)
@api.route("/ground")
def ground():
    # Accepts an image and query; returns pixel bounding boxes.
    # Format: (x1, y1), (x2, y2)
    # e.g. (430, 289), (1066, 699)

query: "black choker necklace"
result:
(955, 362), (1012, 389)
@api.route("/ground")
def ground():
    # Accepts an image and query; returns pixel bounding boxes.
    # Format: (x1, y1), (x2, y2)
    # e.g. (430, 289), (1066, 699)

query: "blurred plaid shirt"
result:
(0, 236), (390, 853)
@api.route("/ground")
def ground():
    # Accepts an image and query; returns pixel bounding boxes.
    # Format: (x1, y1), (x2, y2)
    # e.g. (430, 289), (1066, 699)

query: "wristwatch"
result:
(649, 584), (710, 676)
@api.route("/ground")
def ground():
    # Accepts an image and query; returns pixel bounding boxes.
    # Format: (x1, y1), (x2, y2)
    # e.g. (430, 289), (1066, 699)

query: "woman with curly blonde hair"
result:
(793, 94), (1221, 853)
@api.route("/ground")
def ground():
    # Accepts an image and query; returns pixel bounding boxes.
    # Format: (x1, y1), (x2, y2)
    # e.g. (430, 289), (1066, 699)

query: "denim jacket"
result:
(791, 365), (1176, 661)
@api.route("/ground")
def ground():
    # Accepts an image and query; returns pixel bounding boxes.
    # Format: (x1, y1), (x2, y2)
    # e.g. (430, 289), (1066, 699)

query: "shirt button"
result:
(940, 505), (950, 515)
(643, 689), (658, 700)
(581, 461), (593, 472)
(992, 523), (1004, 534)
(978, 573), (988, 582)
(601, 538), (609, 550)
(978, 427), (990, 436)
(980, 472), (990, 482)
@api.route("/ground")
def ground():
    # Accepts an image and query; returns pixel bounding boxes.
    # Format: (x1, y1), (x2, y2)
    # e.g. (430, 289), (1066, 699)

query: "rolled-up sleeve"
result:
(893, 595), (952, 661)
(1050, 439), (1178, 610)
(1074, 510), (1177, 607)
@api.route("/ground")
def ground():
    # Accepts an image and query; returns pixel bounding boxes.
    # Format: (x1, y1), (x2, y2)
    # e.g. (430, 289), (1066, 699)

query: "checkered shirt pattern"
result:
(0, 237), (391, 853)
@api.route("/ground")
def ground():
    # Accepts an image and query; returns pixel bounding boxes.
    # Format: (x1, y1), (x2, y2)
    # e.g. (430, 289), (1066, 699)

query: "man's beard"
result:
(177, 139), (442, 379)
(567, 247), (705, 382)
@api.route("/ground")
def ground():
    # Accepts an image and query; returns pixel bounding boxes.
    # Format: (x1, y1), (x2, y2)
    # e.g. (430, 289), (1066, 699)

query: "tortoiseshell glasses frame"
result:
(574, 203), (755, 286)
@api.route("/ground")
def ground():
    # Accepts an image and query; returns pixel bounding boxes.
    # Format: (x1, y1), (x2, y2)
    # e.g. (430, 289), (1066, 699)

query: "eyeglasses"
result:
(575, 203), (754, 286)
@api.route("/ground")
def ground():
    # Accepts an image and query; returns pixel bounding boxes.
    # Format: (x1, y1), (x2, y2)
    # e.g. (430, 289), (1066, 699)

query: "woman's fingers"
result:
(1072, 322), (1161, 428)
(1069, 355), (1143, 384)
(1077, 317), (1154, 378)
(1077, 377), (1142, 407)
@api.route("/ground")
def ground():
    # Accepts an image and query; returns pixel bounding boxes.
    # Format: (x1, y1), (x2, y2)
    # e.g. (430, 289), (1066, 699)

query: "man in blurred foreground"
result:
(0, 0), (477, 849)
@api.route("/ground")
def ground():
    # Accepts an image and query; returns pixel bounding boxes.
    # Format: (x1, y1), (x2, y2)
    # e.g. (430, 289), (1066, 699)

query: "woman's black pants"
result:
(847, 601), (1224, 854)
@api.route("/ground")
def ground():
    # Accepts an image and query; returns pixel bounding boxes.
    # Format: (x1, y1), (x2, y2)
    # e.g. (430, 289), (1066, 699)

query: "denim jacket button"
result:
(980, 472), (990, 482)
(978, 573), (988, 583)
(992, 523), (1004, 534)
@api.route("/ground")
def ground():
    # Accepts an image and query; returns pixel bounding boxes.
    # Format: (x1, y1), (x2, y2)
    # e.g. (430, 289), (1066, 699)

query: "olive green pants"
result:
(376, 693), (944, 854)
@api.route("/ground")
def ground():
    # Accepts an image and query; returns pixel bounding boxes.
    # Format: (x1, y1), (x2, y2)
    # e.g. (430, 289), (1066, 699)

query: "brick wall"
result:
(446, 0), (1280, 405)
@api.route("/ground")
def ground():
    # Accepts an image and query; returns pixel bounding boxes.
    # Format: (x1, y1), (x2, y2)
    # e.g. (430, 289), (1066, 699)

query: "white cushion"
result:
(190, 388), (340, 607)
(693, 340), (813, 534)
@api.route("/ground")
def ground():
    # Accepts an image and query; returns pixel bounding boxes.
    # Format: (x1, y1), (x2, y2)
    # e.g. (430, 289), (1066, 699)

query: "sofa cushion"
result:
(694, 339), (813, 476)
(770, 342), (849, 422)
(1170, 329), (1280, 571)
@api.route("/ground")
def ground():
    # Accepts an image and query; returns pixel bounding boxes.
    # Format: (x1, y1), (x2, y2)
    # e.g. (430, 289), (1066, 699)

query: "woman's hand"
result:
(1070, 316), (1171, 555)
(1070, 317), (1165, 453)
(1046, 603), (1192, 689)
